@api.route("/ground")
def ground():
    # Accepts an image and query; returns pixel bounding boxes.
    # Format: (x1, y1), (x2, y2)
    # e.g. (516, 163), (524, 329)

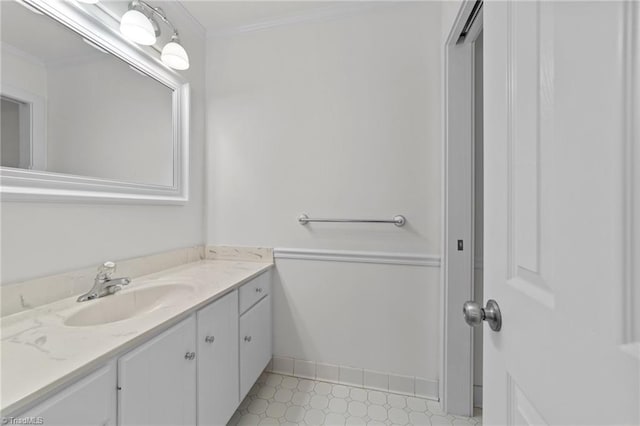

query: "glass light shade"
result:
(120, 9), (156, 45)
(161, 40), (190, 70)
(76, 0), (100, 3)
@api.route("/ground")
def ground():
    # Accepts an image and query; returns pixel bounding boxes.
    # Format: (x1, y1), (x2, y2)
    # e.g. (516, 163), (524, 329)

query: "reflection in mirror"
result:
(1, 96), (26, 169)
(0, 0), (175, 187)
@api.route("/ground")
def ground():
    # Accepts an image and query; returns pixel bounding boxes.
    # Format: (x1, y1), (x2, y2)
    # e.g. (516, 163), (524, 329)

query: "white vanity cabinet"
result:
(117, 315), (197, 426)
(116, 273), (271, 425)
(21, 362), (117, 426)
(239, 272), (272, 399)
(8, 269), (273, 426)
(197, 290), (239, 425)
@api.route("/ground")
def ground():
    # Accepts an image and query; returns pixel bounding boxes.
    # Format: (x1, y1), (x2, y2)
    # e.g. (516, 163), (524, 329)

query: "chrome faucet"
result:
(77, 261), (131, 302)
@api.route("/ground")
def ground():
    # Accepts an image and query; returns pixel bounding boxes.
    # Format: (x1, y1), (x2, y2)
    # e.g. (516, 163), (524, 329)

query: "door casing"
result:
(440, 0), (483, 417)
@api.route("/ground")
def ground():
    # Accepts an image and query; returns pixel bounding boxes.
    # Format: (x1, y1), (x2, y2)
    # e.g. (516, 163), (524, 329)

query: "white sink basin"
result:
(65, 284), (194, 327)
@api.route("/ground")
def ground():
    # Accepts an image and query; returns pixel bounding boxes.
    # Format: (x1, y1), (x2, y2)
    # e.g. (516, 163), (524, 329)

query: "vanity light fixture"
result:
(160, 32), (189, 70)
(120, 0), (190, 70)
(120, 0), (156, 46)
(76, 0), (100, 4)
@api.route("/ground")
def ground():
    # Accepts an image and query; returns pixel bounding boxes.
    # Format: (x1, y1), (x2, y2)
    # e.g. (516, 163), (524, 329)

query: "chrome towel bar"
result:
(297, 213), (406, 227)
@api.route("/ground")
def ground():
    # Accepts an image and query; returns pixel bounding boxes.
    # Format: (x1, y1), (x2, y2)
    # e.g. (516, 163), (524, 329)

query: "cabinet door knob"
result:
(244, 336), (252, 342)
(205, 336), (215, 343)
(255, 287), (263, 293)
(184, 352), (196, 360)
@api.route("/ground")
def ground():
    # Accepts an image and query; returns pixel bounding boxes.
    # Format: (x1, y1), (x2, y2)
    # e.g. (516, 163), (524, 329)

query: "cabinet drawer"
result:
(239, 295), (272, 399)
(239, 272), (271, 315)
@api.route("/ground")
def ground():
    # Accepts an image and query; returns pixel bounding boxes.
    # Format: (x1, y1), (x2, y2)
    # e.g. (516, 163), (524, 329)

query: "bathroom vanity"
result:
(0, 0), (274, 422)
(1, 260), (273, 425)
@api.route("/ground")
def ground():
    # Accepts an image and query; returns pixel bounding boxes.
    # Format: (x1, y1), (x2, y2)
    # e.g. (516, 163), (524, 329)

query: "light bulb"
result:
(161, 36), (189, 70)
(120, 8), (156, 45)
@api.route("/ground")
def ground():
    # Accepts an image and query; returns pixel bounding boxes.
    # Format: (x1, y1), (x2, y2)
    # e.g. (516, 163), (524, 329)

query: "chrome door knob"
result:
(463, 299), (502, 331)
(244, 336), (252, 342)
(184, 352), (196, 360)
(463, 301), (484, 326)
(204, 336), (215, 343)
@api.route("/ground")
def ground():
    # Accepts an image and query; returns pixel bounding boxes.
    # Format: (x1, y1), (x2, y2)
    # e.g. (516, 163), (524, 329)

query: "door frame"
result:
(440, 0), (483, 416)
(0, 84), (47, 170)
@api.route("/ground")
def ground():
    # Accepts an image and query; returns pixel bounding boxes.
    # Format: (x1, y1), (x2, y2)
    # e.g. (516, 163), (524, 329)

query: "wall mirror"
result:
(0, 0), (189, 203)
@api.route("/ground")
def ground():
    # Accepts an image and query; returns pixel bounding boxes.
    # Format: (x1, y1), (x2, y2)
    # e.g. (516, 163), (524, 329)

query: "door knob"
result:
(184, 352), (196, 360)
(463, 299), (502, 331)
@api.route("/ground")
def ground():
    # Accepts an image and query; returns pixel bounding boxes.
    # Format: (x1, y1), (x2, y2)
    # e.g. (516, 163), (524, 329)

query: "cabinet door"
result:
(197, 290), (239, 426)
(21, 361), (116, 426)
(239, 295), (272, 399)
(118, 316), (196, 426)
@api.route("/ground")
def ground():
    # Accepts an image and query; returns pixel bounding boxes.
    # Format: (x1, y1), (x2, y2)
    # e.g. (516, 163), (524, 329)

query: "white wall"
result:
(47, 56), (174, 186)
(0, 46), (48, 98)
(207, 3), (442, 380)
(274, 259), (440, 379)
(0, 2), (206, 284)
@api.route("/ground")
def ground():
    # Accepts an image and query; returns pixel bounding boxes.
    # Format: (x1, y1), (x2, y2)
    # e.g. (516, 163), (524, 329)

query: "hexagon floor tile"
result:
(227, 372), (482, 426)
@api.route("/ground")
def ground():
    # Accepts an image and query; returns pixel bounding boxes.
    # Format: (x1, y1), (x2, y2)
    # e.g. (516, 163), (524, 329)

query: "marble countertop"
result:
(0, 259), (273, 416)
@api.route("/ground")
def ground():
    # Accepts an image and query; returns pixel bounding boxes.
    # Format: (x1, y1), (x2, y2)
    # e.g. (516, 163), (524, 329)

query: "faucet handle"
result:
(107, 284), (123, 295)
(97, 261), (116, 280)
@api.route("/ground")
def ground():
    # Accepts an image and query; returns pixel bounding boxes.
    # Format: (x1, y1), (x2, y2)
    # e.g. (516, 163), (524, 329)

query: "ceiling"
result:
(0, 0), (369, 65)
(180, 1), (348, 32)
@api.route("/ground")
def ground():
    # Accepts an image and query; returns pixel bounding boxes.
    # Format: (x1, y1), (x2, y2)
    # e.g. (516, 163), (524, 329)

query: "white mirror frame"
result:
(0, 0), (189, 204)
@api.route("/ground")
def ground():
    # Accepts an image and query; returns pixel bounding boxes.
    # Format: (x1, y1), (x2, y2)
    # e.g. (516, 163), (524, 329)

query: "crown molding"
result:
(206, 2), (396, 39)
(167, 1), (207, 37)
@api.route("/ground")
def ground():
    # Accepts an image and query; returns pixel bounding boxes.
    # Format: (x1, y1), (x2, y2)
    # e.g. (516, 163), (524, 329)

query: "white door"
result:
(482, 1), (639, 424)
(118, 316), (197, 426)
(197, 290), (239, 425)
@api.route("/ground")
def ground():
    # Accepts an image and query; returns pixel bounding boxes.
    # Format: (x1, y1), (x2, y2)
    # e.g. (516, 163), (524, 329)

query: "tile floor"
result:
(228, 372), (482, 426)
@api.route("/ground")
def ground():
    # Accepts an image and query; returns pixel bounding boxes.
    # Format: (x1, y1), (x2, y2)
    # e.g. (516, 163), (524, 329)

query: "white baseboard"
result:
(268, 356), (439, 401)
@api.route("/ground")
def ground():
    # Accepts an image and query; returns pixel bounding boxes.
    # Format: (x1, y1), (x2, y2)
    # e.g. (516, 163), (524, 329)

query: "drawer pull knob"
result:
(205, 336), (215, 343)
(184, 352), (196, 360)
(255, 288), (263, 293)
(244, 336), (252, 342)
